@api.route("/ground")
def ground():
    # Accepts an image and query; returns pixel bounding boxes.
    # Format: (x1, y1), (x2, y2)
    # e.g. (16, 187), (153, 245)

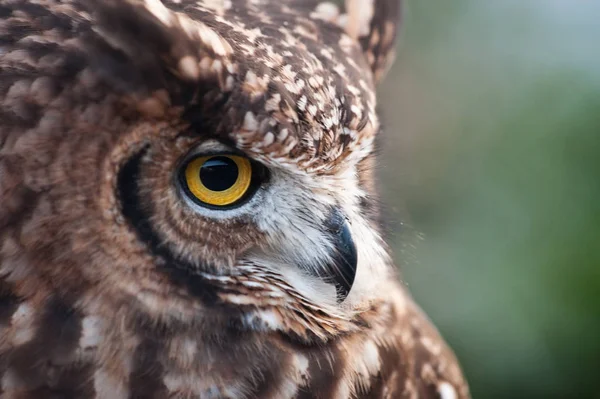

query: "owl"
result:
(0, 0), (469, 398)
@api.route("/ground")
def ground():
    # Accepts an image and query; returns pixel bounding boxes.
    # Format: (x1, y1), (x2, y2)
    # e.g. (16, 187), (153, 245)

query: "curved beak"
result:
(321, 209), (358, 303)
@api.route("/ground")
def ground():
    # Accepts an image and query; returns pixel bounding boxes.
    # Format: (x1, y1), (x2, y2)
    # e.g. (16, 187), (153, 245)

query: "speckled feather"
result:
(0, 1), (469, 398)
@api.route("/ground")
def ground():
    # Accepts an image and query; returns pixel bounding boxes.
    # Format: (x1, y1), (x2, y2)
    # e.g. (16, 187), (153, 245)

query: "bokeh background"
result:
(377, 1), (600, 398)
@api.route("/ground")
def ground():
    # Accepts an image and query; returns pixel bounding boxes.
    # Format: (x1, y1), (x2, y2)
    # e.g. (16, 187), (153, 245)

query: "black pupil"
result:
(199, 156), (239, 191)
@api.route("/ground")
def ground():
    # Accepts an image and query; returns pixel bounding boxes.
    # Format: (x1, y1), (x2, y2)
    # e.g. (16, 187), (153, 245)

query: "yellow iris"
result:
(184, 154), (252, 207)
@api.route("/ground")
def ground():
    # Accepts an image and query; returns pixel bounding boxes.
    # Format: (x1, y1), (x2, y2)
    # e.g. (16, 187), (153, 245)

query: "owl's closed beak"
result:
(322, 209), (358, 303)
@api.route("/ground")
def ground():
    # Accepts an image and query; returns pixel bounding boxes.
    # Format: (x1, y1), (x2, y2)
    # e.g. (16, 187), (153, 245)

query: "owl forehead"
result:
(0, 0), (380, 172)
(155, 0), (380, 172)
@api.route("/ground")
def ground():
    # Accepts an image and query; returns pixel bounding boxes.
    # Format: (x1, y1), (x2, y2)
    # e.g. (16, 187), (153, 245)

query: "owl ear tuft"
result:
(343, 0), (403, 84)
(83, 0), (232, 86)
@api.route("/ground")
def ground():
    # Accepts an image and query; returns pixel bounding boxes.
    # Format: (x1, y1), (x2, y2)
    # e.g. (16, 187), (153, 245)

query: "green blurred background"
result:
(377, 1), (600, 398)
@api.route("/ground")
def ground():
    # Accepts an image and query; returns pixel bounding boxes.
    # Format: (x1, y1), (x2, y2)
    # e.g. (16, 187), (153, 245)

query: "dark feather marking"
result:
(128, 338), (168, 399)
(0, 279), (21, 326)
(297, 346), (345, 399)
(4, 297), (90, 394)
(84, 0), (223, 107)
(118, 148), (221, 304)
(364, 342), (408, 398)
(358, 0), (403, 81)
(364, 306), (407, 397)
(17, 363), (96, 399)
(247, 347), (289, 398)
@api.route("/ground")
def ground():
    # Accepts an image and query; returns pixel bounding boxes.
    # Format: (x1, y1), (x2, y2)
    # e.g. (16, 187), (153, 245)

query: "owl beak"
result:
(323, 209), (358, 303)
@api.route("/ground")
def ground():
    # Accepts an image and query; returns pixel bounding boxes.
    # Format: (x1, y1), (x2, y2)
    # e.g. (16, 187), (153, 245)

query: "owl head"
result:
(1, 0), (402, 341)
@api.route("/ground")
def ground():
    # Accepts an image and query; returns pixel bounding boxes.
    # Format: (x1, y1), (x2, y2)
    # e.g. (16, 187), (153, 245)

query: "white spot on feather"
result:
(1, 369), (19, 390)
(143, 0), (173, 26)
(312, 2), (340, 22)
(94, 370), (128, 399)
(297, 95), (308, 111)
(265, 93), (282, 112)
(438, 382), (458, 399)
(278, 128), (289, 142)
(263, 132), (275, 146)
(11, 303), (35, 345)
(243, 111), (258, 131)
(344, 0), (375, 38)
(361, 340), (381, 375)
(196, 25), (232, 56)
(252, 309), (283, 330)
(178, 56), (200, 80)
(80, 316), (102, 350)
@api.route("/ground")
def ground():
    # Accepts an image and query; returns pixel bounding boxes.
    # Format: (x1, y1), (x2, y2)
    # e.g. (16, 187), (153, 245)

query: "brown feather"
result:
(0, 0), (469, 397)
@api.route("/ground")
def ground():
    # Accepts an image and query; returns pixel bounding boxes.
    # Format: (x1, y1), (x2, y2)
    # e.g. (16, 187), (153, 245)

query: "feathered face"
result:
(1, 0), (401, 340)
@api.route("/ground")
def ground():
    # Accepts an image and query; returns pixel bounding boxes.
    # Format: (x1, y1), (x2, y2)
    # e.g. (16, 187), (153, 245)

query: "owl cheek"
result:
(319, 209), (358, 303)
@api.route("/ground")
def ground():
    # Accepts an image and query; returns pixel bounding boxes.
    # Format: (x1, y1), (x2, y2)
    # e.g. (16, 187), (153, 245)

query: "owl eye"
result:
(181, 154), (264, 208)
